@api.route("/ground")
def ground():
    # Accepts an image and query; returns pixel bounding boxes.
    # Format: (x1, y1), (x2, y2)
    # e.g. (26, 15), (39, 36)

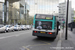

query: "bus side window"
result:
(55, 17), (57, 29)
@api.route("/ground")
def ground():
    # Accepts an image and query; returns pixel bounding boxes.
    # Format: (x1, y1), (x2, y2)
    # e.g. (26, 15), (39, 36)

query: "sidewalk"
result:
(61, 29), (75, 50)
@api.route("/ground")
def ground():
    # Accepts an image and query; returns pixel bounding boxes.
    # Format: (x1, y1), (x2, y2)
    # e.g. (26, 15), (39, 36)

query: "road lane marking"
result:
(22, 46), (30, 50)
(0, 33), (29, 40)
(20, 48), (26, 50)
(22, 44), (50, 50)
(40, 41), (51, 44)
(22, 41), (51, 50)
(20, 45), (30, 50)
(56, 29), (63, 50)
(0, 37), (6, 39)
(56, 40), (61, 50)
(25, 45), (31, 48)
(15, 35), (20, 37)
(30, 44), (50, 46)
(0, 30), (31, 36)
(0, 35), (15, 39)
(29, 40), (51, 47)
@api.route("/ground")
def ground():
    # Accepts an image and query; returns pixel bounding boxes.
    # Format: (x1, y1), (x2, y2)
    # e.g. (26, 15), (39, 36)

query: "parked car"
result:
(14, 25), (21, 31)
(5, 25), (10, 32)
(19, 25), (22, 30)
(9, 25), (14, 32)
(21, 25), (27, 30)
(0, 25), (6, 33)
(26, 25), (31, 30)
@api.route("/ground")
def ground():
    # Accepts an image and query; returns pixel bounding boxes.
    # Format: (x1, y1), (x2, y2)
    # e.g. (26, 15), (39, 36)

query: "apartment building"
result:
(58, 1), (74, 23)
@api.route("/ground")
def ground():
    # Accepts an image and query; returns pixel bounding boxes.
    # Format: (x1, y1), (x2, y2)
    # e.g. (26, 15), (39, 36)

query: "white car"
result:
(21, 25), (27, 30)
(9, 25), (14, 31)
(14, 25), (21, 31)
(26, 25), (31, 30)
(0, 25), (6, 33)
(19, 25), (22, 30)
(5, 25), (10, 32)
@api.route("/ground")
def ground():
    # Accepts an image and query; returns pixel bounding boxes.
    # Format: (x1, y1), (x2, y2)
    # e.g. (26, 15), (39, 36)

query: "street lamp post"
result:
(65, 0), (69, 40)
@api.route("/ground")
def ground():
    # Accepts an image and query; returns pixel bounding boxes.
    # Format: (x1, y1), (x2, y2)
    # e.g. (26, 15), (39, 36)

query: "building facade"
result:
(0, 0), (30, 25)
(20, 0), (30, 25)
(0, 3), (4, 24)
(8, 2), (20, 24)
(58, 1), (74, 24)
(71, 9), (74, 22)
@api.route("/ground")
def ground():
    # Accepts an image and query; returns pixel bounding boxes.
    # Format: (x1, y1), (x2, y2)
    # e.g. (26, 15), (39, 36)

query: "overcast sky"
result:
(25, 0), (75, 16)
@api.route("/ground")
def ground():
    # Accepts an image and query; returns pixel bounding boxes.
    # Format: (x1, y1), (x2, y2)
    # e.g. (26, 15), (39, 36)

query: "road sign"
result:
(63, 21), (65, 24)
(62, 19), (64, 21)
(62, 19), (65, 24)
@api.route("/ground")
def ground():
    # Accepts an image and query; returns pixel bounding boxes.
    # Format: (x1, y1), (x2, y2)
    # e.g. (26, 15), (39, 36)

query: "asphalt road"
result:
(0, 30), (61, 50)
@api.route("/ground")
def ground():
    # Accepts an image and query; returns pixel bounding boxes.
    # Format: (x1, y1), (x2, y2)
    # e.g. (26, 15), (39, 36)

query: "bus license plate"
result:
(40, 32), (45, 34)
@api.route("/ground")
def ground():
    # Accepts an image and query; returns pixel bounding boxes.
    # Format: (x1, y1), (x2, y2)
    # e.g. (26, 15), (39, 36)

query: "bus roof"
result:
(35, 14), (54, 20)
(35, 14), (54, 16)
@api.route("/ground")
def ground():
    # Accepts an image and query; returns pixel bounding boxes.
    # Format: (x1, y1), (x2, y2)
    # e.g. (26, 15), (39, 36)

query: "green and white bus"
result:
(32, 14), (60, 39)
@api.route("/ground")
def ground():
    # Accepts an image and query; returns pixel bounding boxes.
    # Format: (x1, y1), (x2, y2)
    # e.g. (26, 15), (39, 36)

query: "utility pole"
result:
(65, 0), (69, 40)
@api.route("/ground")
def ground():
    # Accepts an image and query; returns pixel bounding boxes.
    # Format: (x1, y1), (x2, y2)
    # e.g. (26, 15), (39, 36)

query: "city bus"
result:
(32, 14), (60, 39)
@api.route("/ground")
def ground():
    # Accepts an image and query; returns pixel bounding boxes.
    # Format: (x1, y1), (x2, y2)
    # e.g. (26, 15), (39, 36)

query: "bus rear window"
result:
(35, 21), (52, 30)
(35, 14), (53, 20)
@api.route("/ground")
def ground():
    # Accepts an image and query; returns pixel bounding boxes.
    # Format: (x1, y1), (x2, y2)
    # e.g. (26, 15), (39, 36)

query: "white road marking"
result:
(25, 45), (31, 48)
(56, 29), (63, 50)
(0, 35), (15, 39)
(20, 48), (26, 50)
(20, 45), (30, 50)
(0, 37), (6, 39)
(56, 40), (62, 50)
(0, 33), (29, 40)
(0, 30), (31, 36)
(15, 35), (20, 37)
(22, 46), (30, 50)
